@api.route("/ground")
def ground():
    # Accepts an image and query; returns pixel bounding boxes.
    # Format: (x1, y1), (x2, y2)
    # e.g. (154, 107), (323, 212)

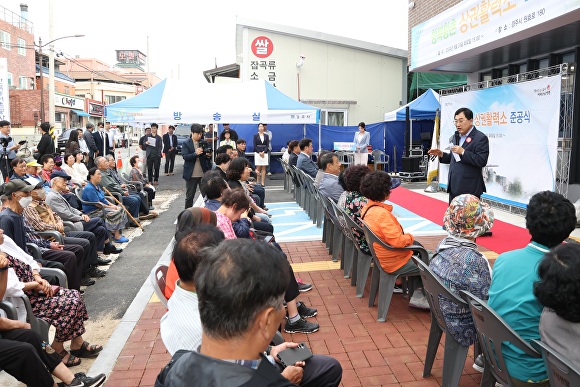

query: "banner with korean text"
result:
(438, 75), (561, 207)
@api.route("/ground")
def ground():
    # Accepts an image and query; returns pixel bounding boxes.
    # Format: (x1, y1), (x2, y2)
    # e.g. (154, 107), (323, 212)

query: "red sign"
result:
(251, 36), (274, 58)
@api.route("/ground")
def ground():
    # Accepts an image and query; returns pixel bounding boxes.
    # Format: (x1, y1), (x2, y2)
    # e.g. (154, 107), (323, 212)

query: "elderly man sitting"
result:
(22, 180), (108, 279)
(157, 238), (342, 387)
(95, 156), (155, 222)
(318, 153), (344, 202)
(46, 170), (122, 258)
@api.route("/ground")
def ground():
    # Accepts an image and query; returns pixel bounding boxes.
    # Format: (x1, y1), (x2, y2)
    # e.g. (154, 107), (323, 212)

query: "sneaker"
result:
(472, 354), (484, 373)
(59, 372), (106, 387)
(297, 301), (317, 318)
(284, 318), (319, 334)
(267, 172), (272, 176)
(409, 289), (430, 310)
(393, 285), (403, 294)
(296, 278), (312, 292)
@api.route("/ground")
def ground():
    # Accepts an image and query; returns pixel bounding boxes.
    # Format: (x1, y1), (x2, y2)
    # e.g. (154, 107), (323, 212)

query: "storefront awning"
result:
(72, 110), (90, 117)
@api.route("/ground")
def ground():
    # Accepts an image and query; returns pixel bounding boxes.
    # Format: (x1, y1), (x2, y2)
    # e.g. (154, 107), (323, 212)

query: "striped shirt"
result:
(160, 281), (202, 356)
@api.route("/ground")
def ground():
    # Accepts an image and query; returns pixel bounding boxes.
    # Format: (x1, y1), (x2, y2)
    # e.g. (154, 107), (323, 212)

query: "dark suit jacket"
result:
(162, 133), (178, 154)
(297, 152), (318, 178)
(440, 126), (489, 202)
(181, 138), (211, 181)
(253, 133), (270, 153)
(289, 152), (298, 167)
(145, 135), (163, 159)
(93, 131), (110, 157)
(83, 130), (98, 157)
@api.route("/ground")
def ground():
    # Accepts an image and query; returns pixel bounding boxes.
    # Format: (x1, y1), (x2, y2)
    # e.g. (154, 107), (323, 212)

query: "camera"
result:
(0, 137), (11, 147)
(199, 140), (213, 155)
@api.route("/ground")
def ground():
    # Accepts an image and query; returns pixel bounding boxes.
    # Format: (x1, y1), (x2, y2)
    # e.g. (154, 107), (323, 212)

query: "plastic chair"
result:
(319, 193), (335, 251)
(361, 221), (428, 322)
(329, 200), (354, 274)
(531, 340), (580, 387)
(372, 149), (390, 172)
(322, 196), (344, 263)
(341, 207), (372, 286)
(336, 151), (354, 168)
(412, 257), (471, 387)
(0, 300), (17, 320)
(460, 290), (541, 387)
(150, 264), (169, 307)
(75, 186), (107, 219)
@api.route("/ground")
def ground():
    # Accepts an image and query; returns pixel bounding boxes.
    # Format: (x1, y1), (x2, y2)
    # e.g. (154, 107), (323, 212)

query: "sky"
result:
(3, 0), (409, 85)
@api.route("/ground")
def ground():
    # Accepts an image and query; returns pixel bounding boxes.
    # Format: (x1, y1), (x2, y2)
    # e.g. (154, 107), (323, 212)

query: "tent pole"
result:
(318, 122), (321, 152)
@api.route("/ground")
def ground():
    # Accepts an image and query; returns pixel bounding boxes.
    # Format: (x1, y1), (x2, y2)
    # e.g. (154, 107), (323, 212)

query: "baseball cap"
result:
(390, 177), (401, 190)
(26, 161), (42, 167)
(50, 170), (71, 180)
(1, 180), (36, 196)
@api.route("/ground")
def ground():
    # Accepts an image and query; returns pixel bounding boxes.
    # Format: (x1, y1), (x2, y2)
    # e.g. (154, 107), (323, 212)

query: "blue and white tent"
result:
(383, 88), (440, 121)
(106, 79), (319, 124)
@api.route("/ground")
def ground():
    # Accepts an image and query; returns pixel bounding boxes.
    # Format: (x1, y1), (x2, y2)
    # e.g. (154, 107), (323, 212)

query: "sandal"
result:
(70, 341), (103, 359)
(58, 349), (82, 367)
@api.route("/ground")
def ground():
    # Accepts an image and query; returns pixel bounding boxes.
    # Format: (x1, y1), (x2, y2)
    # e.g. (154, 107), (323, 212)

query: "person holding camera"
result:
(146, 123), (163, 186)
(182, 124), (212, 209)
(0, 120), (22, 180)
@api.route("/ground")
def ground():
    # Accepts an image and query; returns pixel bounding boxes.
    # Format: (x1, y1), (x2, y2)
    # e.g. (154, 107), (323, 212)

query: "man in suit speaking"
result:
(428, 107), (489, 204)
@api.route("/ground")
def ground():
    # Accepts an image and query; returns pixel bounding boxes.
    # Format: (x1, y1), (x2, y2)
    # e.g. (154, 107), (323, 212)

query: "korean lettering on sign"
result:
(474, 111), (508, 127)
(249, 36), (277, 87)
(456, 0), (517, 35)
(510, 111), (531, 124)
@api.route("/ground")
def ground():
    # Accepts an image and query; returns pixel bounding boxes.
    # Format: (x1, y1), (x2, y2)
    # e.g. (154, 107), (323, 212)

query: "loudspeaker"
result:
(402, 157), (421, 173)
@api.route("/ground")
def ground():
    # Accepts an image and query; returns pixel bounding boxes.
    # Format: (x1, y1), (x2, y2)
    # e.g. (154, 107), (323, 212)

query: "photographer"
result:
(0, 120), (21, 179)
(182, 124), (212, 209)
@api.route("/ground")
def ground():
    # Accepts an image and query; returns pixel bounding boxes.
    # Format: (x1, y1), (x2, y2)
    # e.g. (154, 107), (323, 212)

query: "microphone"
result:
(454, 131), (460, 146)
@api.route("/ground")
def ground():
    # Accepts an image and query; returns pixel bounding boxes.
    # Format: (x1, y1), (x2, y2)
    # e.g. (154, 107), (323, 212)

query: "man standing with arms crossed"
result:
(428, 107), (491, 235)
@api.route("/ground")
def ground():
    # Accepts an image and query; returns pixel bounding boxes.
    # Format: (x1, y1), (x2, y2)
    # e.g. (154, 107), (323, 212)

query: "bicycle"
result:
(15, 140), (33, 159)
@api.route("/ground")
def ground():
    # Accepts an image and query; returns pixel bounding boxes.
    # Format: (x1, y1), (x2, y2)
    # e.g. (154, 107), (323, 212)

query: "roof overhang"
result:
(203, 63), (240, 83)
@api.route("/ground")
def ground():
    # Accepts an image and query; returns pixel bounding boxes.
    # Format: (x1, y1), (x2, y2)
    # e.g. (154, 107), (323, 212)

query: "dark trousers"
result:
(165, 151), (176, 173)
(253, 220), (274, 234)
(144, 186), (155, 206)
(276, 354), (342, 387)
(185, 177), (202, 209)
(41, 245), (83, 290)
(81, 217), (107, 251)
(0, 329), (62, 387)
(122, 194), (141, 218)
(251, 184), (266, 208)
(147, 156), (160, 183)
(65, 232), (97, 270)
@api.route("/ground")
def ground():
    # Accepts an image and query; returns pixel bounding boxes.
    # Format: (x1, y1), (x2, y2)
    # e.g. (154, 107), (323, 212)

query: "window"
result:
(6, 73), (12, 87)
(64, 86), (69, 94)
(320, 109), (347, 126)
(538, 58), (549, 69)
(19, 76), (27, 90)
(562, 51), (576, 65)
(17, 38), (25, 56)
(0, 31), (10, 50)
(106, 95), (126, 104)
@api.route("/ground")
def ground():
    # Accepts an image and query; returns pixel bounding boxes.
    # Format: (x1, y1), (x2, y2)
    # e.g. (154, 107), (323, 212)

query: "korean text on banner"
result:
(438, 75), (561, 207)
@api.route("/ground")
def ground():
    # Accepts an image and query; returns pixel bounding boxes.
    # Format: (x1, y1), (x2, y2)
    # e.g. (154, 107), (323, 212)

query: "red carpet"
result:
(389, 187), (531, 254)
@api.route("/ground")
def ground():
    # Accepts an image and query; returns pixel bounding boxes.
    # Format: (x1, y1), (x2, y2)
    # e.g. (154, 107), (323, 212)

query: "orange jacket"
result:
(360, 201), (414, 273)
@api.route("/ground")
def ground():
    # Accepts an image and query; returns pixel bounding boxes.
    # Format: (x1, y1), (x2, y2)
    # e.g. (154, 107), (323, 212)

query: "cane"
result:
(103, 187), (143, 230)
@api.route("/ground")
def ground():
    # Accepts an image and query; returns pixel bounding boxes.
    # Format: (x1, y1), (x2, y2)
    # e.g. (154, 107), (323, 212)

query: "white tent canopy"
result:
(106, 79), (319, 124)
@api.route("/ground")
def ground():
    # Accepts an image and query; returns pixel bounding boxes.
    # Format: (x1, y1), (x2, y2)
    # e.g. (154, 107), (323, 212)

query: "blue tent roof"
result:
(106, 79), (167, 112)
(384, 89), (440, 121)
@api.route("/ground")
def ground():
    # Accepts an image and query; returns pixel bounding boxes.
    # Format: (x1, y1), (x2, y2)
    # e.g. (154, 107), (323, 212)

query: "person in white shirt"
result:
(160, 225), (224, 355)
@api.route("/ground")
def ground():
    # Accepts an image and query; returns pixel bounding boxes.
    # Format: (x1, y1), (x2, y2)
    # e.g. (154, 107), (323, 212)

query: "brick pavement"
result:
(106, 236), (492, 386)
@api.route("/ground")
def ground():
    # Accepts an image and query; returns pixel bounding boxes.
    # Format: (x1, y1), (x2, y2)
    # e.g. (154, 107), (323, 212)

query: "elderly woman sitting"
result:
(429, 194), (494, 347)
(534, 243), (580, 368)
(1, 228), (103, 367)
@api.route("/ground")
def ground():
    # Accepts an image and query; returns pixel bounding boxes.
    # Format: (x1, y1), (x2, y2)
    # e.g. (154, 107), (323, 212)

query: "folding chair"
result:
(372, 149), (390, 172)
(341, 208), (372, 285)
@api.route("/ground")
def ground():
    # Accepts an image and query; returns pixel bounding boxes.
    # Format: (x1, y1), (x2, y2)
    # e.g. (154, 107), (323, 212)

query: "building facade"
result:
(232, 19), (408, 125)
